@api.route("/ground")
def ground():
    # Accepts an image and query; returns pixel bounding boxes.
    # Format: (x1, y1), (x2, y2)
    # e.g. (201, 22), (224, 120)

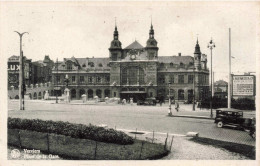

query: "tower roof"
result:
(194, 38), (201, 54)
(124, 41), (144, 50)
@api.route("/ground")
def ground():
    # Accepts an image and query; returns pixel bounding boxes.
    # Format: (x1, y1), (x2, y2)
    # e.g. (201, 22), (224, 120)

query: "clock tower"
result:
(145, 23), (159, 60)
(109, 24), (122, 61)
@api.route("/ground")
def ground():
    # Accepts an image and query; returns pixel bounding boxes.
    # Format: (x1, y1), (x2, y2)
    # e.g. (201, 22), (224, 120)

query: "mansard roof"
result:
(124, 41), (144, 50)
(158, 55), (194, 65)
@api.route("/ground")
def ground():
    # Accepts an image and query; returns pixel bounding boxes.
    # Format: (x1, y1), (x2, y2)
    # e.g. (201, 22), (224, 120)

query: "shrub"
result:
(8, 118), (134, 145)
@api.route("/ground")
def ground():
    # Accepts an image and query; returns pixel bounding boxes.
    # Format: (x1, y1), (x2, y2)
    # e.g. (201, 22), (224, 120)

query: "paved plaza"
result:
(8, 100), (255, 147)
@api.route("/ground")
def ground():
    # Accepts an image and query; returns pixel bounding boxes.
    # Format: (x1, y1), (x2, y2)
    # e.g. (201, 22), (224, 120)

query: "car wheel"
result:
(217, 121), (223, 128)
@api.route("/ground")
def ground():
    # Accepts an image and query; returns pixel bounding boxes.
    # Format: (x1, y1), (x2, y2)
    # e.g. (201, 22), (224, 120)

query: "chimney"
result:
(178, 53), (181, 56)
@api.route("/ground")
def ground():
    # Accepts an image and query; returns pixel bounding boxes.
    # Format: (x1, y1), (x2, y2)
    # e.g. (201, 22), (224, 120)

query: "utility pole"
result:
(228, 28), (231, 108)
(14, 31), (28, 110)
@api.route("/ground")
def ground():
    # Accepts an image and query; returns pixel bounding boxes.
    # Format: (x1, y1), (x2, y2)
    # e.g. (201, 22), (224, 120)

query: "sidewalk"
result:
(167, 104), (255, 119)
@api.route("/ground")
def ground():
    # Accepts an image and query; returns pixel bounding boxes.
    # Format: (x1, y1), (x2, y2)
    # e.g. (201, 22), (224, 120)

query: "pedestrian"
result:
(175, 100), (179, 112)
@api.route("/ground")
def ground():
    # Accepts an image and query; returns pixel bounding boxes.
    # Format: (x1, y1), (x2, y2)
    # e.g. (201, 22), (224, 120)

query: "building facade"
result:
(52, 24), (209, 102)
(8, 55), (54, 89)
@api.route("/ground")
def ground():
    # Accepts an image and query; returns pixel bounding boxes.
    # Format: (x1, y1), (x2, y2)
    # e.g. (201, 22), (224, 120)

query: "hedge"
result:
(8, 118), (134, 145)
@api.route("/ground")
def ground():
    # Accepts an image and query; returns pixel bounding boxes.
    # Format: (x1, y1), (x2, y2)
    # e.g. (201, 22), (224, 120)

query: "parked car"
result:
(137, 98), (156, 106)
(214, 108), (256, 138)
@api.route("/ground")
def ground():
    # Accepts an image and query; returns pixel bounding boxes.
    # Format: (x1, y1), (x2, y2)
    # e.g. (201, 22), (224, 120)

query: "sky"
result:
(1, 1), (259, 82)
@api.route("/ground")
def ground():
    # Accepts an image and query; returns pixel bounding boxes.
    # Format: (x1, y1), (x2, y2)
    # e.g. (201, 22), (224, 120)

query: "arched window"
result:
(98, 63), (103, 67)
(170, 63), (174, 67)
(122, 67), (144, 85)
(180, 62), (184, 68)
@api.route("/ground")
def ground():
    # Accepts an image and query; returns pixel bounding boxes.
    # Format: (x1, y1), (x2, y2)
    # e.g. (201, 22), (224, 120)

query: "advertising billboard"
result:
(232, 75), (255, 96)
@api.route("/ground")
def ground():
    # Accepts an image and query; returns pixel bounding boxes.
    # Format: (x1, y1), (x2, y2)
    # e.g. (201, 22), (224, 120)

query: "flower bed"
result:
(8, 118), (133, 145)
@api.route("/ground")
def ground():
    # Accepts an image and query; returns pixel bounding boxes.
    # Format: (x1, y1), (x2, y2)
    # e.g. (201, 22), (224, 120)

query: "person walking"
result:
(175, 100), (179, 112)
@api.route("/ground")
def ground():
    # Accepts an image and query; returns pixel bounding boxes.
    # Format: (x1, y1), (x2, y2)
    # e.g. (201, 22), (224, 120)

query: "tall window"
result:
(88, 76), (93, 83)
(188, 75), (194, 84)
(96, 76), (101, 83)
(178, 75), (184, 84)
(80, 76), (84, 83)
(122, 67), (144, 85)
(105, 75), (110, 83)
(170, 75), (174, 83)
(72, 76), (76, 83)
(56, 76), (60, 83)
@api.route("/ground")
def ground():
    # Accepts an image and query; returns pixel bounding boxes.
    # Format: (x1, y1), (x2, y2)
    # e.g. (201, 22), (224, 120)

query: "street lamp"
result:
(208, 38), (215, 118)
(168, 81), (172, 116)
(14, 31), (28, 110)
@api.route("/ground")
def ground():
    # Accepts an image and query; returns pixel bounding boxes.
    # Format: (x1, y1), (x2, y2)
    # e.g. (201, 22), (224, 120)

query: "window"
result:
(82, 64), (86, 67)
(150, 92), (153, 97)
(188, 75), (194, 84)
(105, 76), (110, 83)
(122, 67), (144, 85)
(178, 89), (184, 100)
(56, 76), (60, 83)
(98, 63), (103, 67)
(66, 61), (72, 70)
(112, 53), (117, 61)
(160, 63), (164, 67)
(180, 62), (184, 68)
(72, 76), (76, 83)
(96, 76), (101, 83)
(178, 75), (184, 84)
(88, 76), (93, 83)
(80, 76), (84, 83)
(88, 62), (94, 67)
(158, 75), (165, 84)
(170, 75), (174, 83)
(114, 92), (116, 97)
(170, 63), (174, 67)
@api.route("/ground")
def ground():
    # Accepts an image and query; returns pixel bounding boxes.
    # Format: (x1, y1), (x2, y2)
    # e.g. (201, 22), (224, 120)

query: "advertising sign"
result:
(232, 75), (255, 96)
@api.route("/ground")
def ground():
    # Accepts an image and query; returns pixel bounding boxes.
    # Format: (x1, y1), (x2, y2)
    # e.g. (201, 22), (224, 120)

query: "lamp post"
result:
(64, 74), (70, 103)
(168, 82), (172, 116)
(14, 31), (28, 110)
(208, 39), (215, 118)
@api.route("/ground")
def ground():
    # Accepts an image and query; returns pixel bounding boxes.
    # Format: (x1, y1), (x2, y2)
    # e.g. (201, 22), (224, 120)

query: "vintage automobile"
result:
(214, 108), (256, 138)
(137, 98), (157, 106)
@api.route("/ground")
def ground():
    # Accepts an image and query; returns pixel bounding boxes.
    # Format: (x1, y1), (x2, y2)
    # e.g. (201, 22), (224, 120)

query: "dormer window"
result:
(180, 62), (184, 68)
(160, 63), (164, 67)
(66, 61), (72, 70)
(98, 63), (103, 67)
(88, 62), (94, 67)
(82, 64), (86, 67)
(170, 63), (174, 67)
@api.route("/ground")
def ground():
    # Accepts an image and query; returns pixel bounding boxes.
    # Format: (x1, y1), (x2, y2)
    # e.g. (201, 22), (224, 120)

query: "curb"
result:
(168, 115), (214, 120)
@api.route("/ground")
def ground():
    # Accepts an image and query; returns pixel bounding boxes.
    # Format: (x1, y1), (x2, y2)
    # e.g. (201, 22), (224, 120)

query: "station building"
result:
(52, 24), (209, 102)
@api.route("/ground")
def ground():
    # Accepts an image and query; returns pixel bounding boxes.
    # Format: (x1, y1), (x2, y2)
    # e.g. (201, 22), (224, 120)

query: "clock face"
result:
(129, 49), (138, 60)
